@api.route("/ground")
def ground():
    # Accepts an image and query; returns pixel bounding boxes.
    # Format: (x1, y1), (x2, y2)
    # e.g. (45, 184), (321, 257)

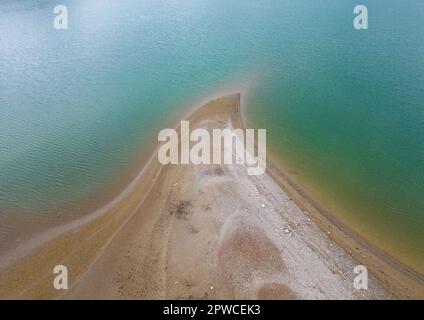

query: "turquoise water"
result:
(0, 0), (423, 272)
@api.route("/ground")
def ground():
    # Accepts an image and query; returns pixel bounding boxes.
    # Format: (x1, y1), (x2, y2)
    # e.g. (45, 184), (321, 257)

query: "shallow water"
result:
(0, 0), (423, 272)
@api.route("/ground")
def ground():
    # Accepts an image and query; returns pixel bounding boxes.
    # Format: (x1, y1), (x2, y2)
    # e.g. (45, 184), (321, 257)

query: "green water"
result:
(0, 0), (423, 272)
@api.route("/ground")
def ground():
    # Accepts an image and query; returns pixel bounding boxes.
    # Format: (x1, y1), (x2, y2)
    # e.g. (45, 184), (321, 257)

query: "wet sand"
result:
(0, 94), (421, 299)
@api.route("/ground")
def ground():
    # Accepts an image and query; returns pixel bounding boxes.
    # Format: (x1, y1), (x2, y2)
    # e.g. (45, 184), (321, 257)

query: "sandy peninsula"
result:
(0, 94), (422, 299)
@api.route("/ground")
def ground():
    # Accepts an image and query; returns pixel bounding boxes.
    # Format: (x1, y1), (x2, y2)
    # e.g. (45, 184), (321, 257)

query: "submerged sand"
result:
(0, 94), (421, 299)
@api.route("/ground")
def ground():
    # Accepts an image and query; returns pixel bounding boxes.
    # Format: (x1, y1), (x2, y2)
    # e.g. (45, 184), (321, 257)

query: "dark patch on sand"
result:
(202, 166), (225, 177)
(170, 200), (192, 220)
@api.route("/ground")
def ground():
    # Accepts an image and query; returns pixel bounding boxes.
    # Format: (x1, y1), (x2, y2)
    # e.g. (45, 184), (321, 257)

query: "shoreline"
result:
(0, 87), (246, 272)
(0, 93), (421, 299)
(0, 92), (246, 299)
(239, 102), (424, 299)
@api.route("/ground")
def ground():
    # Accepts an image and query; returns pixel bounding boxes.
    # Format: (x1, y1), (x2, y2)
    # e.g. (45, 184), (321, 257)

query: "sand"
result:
(0, 94), (421, 299)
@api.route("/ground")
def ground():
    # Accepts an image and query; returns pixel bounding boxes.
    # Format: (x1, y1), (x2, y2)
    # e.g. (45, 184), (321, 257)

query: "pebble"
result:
(244, 209), (248, 212)
(284, 227), (290, 234)
(261, 203), (266, 208)
(210, 286), (214, 291)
